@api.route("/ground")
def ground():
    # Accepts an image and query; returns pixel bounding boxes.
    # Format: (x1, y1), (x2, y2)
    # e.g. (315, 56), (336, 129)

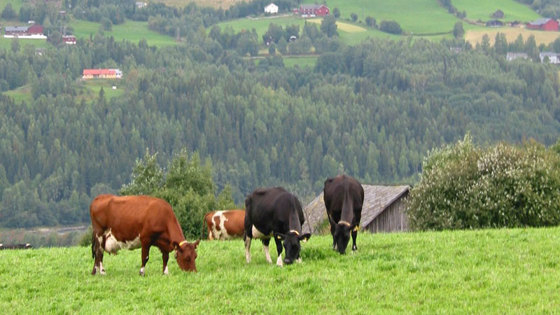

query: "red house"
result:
(82, 69), (123, 79)
(526, 18), (559, 31)
(298, 4), (329, 17)
(62, 35), (76, 45)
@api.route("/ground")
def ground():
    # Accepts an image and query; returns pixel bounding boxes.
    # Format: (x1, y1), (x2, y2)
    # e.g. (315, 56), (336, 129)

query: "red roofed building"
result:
(62, 35), (76, 45)
(297, 4), (329, 17)
(82, 69), (123, 79)
(526, 18), (559, 31)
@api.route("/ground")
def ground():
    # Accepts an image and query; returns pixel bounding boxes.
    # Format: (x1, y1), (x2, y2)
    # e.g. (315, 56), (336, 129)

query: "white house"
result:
(540, 52), (560, 64)
(264, 3), (278, 14)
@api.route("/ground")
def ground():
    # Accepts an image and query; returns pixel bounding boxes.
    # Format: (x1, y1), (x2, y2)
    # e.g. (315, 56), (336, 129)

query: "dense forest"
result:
(0, 0), (560, 229)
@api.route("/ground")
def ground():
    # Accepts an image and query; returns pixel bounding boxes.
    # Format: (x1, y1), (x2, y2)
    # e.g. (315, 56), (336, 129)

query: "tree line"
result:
(0, 5), (560, 228)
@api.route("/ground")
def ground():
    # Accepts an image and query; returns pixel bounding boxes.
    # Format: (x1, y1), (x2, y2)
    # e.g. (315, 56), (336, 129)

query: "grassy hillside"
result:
(1, 228), (560, 313)
(69, 19), (177, 47)
(304, 0), (459, 35)
(453, 0), (540, 22)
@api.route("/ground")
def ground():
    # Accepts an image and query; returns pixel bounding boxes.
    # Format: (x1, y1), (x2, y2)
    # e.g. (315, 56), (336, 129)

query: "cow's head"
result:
(275, 231), (311, 265)
(174, 240), (200, 272)
(329, 216), (354, 254)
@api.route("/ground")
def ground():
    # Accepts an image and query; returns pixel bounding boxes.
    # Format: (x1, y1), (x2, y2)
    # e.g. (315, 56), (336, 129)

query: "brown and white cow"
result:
(203, 209), (245, 240)
(90, 194), (200, 276)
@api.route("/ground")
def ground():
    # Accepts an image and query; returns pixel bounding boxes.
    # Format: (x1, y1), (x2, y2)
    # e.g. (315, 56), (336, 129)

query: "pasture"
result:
(1, 228), (560, 313)
(69, 19), (177, 48)
(453, 0), (540, 22)
(304, 0), (459, 35)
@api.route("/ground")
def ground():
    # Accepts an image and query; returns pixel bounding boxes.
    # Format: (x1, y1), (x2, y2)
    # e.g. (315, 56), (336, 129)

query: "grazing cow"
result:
(90, 194), (200, 276)
(244, 187), (311, 266)
(203, 209), (245, 240)
(0, 243), (32, 250)
(323, 175), (364, 254)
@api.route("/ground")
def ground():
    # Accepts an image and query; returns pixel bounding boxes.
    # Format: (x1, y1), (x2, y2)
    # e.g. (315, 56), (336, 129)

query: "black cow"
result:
(244, 187), (311, 266)
(324, 175), (364, 254)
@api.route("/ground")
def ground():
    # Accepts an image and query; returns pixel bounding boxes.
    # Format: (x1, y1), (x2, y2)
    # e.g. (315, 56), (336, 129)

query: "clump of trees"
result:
(119, 149), (236, 239)
(407, 135), (560, 230)
(379, 20), (402, 35)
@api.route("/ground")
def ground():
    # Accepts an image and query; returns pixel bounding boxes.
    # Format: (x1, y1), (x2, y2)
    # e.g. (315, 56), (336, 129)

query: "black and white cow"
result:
(244, 187), (311, 266)
(324, 175), (364, 254)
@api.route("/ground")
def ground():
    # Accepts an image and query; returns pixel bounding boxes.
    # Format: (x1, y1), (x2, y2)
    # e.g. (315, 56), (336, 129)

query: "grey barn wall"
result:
(365, 194), (409, 233)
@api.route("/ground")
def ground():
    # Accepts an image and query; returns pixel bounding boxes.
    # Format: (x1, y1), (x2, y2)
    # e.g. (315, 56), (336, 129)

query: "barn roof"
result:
(528, 18), (553, 26)
(302, 184), (410, 234)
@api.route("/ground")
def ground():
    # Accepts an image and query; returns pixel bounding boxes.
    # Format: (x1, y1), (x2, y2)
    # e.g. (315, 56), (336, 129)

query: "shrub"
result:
(379, 20), (402, 35)
(407, 135), (560, 230)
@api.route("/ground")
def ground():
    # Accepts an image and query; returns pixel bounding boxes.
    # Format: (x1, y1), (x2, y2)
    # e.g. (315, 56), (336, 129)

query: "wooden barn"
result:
(303, 185), (410, 234)
(526, 18), (559, 31)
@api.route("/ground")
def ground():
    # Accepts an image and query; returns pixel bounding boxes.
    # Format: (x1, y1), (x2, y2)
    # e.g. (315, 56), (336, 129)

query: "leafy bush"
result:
(407, 135), (560, 230)
(379, 20), (402, 35)
(120, 149), (236, 239)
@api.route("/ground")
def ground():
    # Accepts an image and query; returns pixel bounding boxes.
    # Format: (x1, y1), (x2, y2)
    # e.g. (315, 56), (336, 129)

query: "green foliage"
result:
(320, 15), (338, 37)
(119, 149), (235, 239)
(3, 229), (560, 312)
(379, 20), (402, 34)
(1, 3), (16, 19)
(407, 135), (560, 230)
(453, 22), (464, 39)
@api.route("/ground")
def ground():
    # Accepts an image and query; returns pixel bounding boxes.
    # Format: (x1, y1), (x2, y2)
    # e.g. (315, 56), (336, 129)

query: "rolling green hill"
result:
(1, 229), (560, 313)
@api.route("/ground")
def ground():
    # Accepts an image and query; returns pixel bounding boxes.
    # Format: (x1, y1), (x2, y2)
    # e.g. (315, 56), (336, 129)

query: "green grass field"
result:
(453, 0), (540, 22)
(1, 228), (560, 313)
(305, 0), (459, 35)
(69, 19), (177, 48)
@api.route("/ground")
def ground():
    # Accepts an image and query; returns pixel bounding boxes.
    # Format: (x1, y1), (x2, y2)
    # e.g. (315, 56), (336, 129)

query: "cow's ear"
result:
(299, 233), (311, 243)
(274, 232), (286, 240)
(193, 239), (200, 249)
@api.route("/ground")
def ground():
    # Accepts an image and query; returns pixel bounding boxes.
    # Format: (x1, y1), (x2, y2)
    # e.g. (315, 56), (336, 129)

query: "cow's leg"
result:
(139, 240), (151, 276)
(207, 226), (214, 240)
(351, 229), (358, 251)
(161, 250), (169, 275)
(244, 236), (252, 263)
(92, 232), (105, 275)
(330, 223), (337, 250)
(262, 238), (272, 263)
(274, 237), (283, 267)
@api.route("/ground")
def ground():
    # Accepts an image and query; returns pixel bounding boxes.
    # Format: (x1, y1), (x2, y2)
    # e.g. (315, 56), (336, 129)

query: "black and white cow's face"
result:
(276, 232), (311, 264)
(334, 224), (352, 254)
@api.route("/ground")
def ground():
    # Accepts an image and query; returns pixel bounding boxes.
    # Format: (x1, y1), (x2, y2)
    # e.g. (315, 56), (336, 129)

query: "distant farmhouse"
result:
(82, 69), (123, 79)
(295, 4), (329, 18)
(264, 3), (278, 14)
(539, 52), (560, 64)
(135, 2), (147, 9)
(486, 20), (504, 27)
(62, 35), (76, 45)
(506, 52), (528, 61)
(526, 18), (559, 31)
(303, 185), (410, 234)
(4, 25), (46, 39)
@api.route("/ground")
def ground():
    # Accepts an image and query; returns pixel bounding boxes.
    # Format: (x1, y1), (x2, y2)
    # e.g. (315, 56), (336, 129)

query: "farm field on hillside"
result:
(69, 19), (177, 47)
(154, 0), (247, 9)
(303, 0), (459, 34)
(453, 0), (540, 22)
(217, 16), (395, 46)
(1, 228), (560, 313)
(466, 28), (560, 46)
